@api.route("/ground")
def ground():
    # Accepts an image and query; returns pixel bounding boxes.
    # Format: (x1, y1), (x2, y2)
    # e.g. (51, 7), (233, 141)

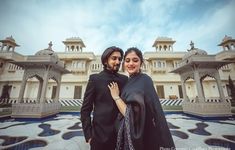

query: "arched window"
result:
(71, 45), (74, 51)
(164, 45), (167, 51)
(162, 62), (165, 67)
(158, 61), (161, 68)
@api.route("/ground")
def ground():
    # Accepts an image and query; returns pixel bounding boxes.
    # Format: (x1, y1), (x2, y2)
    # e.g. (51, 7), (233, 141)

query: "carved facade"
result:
(0, 36), (235, 103)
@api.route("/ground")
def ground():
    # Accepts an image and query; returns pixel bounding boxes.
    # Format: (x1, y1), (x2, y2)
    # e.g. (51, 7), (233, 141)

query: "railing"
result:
(1, 98), (231, 108)
(186, 97), (231, 103)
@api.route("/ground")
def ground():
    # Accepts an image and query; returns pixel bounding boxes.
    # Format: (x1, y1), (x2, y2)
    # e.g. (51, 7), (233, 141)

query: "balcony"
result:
(152, 67), (166, 73)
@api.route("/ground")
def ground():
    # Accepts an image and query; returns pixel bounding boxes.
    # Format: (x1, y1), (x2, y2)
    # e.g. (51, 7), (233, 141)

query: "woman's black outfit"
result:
(116, 73), (175, 150)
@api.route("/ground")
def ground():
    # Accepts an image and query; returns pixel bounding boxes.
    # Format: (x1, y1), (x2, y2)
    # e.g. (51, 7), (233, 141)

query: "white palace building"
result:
(0, 35), (235, 118)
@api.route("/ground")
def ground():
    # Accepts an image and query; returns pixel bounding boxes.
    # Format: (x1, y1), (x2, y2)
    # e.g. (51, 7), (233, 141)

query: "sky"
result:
(0, 0), (235, 55)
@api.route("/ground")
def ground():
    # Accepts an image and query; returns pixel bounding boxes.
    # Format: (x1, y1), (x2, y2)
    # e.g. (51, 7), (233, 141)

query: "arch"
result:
(0, 84), (12, 103)
(225, 45), (229, 51)
(231, 43), (235, 50)
(24, 76), (42, 103)
(201, 76), (219, 98)
(200, 74), (215, 81)
(157, 61), (161, 68)
(164, 45), (167, 51)
(184, 76), (194, 83)
(71, 45), (74, 51)
(28, 74), (43, 82)
(48, 78), (58, 101)
(183, 77), (198, 99)
(49, 76), (59, 84)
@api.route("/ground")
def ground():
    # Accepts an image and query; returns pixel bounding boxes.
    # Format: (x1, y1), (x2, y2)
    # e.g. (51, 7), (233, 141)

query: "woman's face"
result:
(124, 51), (141, 75)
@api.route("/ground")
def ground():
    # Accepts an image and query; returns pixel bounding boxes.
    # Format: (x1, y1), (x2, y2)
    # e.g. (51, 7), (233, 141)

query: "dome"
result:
(183, 41), (207, 60)
(62, 37), (86, 48)
(66, 37), (82, 41)
(222, 35), (232, 42)
(156, 37), (174, 42)
(0, 35), (20, 46)
(35, 42), (59, 61)
(5, 36), (16, 42)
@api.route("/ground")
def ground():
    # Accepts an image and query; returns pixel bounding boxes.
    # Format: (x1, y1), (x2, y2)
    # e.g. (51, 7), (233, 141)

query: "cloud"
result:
(0, 0), (234, 55)
(168, 0), (235, 53)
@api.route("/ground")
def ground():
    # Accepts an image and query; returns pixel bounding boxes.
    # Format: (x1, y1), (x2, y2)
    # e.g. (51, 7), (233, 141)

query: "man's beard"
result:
(106, 64), (120, 73)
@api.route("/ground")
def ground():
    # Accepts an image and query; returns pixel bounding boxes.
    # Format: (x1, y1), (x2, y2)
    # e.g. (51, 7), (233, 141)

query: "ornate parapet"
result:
(11, 102), (61, 118)
(182, 100), (232, 117)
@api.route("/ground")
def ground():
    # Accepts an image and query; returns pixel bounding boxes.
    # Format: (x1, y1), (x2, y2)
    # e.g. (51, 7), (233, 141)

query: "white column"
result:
(36, 80), (43, 103)
(0, 43), (3, 51)
(39, 67), (50, 103)
(18, 75), (27, 103)
(55, 76), (61, 102)
(180, 76), (188, 101)
(215, 71), (226, 102)
(194, 69), (205, 102)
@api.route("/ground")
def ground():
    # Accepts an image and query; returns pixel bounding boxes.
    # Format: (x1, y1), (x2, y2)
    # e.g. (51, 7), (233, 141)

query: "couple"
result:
(81, 46), (175, 150)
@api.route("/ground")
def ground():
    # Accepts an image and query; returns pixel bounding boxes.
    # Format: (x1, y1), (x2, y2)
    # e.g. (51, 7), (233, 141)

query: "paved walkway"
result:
(0, 113), (234, 150)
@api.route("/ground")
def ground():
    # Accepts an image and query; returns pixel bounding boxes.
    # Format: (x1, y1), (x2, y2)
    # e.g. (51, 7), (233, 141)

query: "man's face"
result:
(106, 51), (122, 72)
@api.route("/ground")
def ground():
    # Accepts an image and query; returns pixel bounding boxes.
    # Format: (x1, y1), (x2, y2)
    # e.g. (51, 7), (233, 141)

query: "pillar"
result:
(180, 75), (188, 101)
(18, 75), (27, 103)
(39, 67), (50, 103)
(215, 71), (226, 102)
(36, 79), (43, 103)
(194, 69), (205, 102)
(0, 43), (3, 51)
(55, 76), (62, 102)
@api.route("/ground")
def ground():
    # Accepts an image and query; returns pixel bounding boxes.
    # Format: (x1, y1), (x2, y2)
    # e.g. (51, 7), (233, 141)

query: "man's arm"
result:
(81, 75), (96, 142)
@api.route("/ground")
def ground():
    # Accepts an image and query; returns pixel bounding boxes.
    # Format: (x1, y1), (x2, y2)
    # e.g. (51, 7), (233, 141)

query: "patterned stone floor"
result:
(0, 113), (234, 150)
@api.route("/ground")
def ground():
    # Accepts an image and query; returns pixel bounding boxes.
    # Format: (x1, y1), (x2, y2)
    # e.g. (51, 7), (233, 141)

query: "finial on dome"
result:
(190, 41), (194, 49)
(187, 41), (195, 51)
(48, 41), (53, 50)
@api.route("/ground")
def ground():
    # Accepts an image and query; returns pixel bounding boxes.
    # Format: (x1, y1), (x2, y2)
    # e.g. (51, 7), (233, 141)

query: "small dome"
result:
(65, 37), (83, 42)
(183, 41), (207, 60)
(0, 35), (20, 46)
(222, 35), (232, 42)
(63, 37), (86, 48)
(35, 42), (59, 60)
(156, 37), (174, 41)
(5, 36), (16, 42)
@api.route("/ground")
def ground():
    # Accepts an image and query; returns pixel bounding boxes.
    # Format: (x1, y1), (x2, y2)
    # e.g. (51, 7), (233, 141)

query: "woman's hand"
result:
(108, 82), (126, 116)
(108, 82), (120, 100)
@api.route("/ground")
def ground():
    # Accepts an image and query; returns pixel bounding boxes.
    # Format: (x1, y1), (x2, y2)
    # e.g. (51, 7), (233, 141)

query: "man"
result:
(81, 46), (128, 150)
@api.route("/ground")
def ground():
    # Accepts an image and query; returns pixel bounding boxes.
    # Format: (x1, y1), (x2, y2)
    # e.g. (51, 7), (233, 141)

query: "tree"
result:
(228, 75), (235, 107)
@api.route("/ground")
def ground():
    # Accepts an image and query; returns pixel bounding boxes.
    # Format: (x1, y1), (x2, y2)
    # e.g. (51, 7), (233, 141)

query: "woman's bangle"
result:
(113, 97), (121, 101)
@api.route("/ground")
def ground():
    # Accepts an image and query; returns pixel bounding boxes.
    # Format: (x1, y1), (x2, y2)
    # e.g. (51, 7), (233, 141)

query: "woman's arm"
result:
(108, 82), (126, 116)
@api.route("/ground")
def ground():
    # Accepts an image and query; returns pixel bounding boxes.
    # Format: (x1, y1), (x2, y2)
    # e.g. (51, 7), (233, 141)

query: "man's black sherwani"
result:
(81, 69), (128, 143)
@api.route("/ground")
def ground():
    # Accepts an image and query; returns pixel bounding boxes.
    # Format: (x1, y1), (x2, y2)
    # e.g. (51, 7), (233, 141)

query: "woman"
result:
(108, 47), (175, 150)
